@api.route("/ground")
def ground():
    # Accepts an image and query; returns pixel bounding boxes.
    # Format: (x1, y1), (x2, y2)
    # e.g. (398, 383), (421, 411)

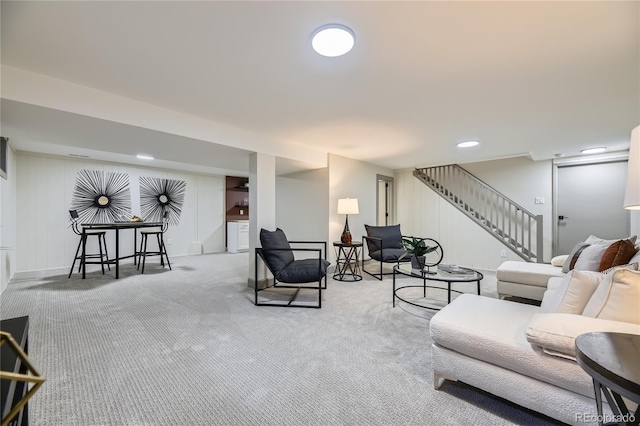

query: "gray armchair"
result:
(362, 224), (412, 280)
(255, 228), (330, 308)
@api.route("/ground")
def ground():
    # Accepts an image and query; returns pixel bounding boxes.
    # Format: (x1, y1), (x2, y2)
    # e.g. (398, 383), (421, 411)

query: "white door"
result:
(556, 160), (630, 255)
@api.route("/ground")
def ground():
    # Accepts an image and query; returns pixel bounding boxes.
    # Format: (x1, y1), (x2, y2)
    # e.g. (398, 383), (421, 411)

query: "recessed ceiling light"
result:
(311, 24), (355, 57)
(137, 154), (154, 160)
(581, 147), (607, 155)
(457, 140), (479, 148)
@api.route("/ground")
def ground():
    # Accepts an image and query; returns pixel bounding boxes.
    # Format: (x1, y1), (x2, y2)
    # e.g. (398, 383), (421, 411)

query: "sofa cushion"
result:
(582, 269), (640, 324)
(539, 270), (603, 314)
(430, 294), (594, 398)
(599, 239), (638, 271)
(526, 312), (640, 359)
(279, 259), (330, 283)
(496, 261), (565, 288)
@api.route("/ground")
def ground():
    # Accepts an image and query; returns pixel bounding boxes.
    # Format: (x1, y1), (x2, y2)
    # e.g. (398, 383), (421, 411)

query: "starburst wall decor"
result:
(139, 177), (186, 225)
(70, 170), (132, 223)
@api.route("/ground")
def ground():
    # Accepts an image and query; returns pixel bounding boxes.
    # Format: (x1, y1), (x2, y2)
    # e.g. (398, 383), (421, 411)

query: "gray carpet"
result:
(0, 253), (561, 425)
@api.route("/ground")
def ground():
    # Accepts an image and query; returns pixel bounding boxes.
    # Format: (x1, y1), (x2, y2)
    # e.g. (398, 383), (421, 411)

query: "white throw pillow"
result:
(573, 244), (609, 271)
(550, 255), (568, 267)
(582, 269), (640, 324)
(585, 234), (637, 246)
(539, 270), (603, 314)
(526, 313), (640, 359)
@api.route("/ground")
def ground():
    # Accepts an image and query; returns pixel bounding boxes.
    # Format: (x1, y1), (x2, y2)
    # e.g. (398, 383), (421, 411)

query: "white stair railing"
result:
(414, 165), (543, 263)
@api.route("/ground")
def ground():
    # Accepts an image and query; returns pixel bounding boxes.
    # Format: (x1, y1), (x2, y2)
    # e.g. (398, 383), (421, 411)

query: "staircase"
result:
(414, 165), (543, 263)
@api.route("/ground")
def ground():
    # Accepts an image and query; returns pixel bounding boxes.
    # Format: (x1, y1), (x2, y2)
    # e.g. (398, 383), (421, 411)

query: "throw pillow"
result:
(599, 239), (638, 271)
(364, 224), (403, 252)
(585, 234), (638, 246)
(526, 313), (640, 359)
(259, 228), (295, 275)
(573, 244), (609, 271)
(600, 262), (639, 274)
(550, 255), (568, 267)
(562, 242), (589, 273)
(539, 270), (603, 314)
(582, 269), (640, 324)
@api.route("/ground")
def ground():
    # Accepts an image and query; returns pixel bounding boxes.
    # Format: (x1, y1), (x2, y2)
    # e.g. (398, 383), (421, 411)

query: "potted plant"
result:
(401, 236), (438, 270)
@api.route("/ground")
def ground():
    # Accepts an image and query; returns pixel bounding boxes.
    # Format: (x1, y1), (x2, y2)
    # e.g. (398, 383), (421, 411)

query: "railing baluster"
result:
(413, 165), (542, 262)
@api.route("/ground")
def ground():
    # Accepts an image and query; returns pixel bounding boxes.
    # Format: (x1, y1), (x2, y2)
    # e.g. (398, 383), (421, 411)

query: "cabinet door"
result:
(238, 224), (249, 250)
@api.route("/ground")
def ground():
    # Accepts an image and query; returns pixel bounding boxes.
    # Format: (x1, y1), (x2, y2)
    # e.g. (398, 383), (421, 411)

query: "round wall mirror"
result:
(158, 194), (170, 205)
(96, 195), (111, 207)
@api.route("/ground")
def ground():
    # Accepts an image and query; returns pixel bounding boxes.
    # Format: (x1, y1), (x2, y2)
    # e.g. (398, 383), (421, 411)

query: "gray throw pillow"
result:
(364, 224), (403, 253)
(561, 242), (589, 273)
(259, 228), (294, 275)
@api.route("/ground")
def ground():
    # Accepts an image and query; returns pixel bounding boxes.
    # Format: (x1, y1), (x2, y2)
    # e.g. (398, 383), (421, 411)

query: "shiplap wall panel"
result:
(16, 153), (225, 272)
(47, 159), (66, 269)
(196, 175), (225, 254)
(395, 169), (524, 271)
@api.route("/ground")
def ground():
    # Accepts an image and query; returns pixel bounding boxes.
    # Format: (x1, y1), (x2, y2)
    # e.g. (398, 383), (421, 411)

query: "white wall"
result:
(631, 211), (640, 237)
(463, 157), (553, 259)
(276, 168), (329, 241)
(0, 142), (17, 293)
(328, 154), (395, 261)
(15, 152), (225, 273)
(396, 156), (553, 271)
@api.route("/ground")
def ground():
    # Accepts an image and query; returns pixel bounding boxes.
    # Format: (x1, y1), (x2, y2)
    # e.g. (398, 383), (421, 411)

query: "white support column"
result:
(248, 152), (276, 288)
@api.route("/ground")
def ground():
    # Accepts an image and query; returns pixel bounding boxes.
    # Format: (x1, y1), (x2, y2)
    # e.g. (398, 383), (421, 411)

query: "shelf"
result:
(228, 187), (248, 192)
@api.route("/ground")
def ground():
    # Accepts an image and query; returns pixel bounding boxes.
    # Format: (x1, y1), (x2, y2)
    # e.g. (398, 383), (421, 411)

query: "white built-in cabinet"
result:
(227, 221), (249, 253)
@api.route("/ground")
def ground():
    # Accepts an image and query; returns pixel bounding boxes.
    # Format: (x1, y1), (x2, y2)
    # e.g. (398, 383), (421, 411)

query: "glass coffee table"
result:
(393, 263), (483, 310)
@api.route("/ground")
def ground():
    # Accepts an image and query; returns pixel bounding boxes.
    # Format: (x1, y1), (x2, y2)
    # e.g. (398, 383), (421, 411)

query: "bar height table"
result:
(81, 221), (163, 279)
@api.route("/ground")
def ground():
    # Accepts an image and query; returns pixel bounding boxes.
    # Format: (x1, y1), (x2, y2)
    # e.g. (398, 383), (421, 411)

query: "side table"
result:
(1, 316), (30, 426)
(575, 332), (640, 426)
(333, 241), (363, 281)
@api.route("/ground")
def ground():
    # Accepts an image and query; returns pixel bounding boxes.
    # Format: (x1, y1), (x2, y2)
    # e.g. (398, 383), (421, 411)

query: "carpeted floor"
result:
(0, 253), (562, 425)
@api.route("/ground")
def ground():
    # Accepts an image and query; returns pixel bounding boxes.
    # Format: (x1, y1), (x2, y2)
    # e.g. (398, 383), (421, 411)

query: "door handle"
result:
(558, 215), (569, 220)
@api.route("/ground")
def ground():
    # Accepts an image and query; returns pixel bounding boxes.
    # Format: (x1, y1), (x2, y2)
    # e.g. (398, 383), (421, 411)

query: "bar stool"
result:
(68, 210), (110, 278)
(137, 211), (171, 274)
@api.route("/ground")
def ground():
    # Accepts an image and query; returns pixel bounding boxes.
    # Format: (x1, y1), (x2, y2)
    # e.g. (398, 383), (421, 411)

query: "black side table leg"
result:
(393, 269), (396, 307)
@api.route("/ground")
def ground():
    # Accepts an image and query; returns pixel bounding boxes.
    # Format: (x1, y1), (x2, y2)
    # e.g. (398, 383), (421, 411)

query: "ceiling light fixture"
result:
(580, 147), (607, 155)
(137, 154), (154, 160)
(311, 24), (355, 57)
(457, 140), (479, 148)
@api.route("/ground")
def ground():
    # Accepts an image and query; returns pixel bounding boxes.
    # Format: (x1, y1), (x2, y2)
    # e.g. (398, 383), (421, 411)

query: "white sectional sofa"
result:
(497, 235), (640, 301)
(496, 260), (564, 301)
(430, 267), (640, 425)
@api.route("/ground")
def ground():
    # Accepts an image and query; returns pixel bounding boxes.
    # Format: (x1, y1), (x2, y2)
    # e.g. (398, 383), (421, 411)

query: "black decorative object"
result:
(139, 177), (186, 225)
(70, 170), (131, 223)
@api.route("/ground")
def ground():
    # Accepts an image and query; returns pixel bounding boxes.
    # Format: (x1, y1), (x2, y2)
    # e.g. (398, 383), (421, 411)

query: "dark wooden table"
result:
(575, 332), (640, 426)
(82, 222), (163, 279)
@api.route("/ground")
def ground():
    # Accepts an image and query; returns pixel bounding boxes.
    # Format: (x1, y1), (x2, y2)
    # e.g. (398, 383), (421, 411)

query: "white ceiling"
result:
(1, 1), (638, 174)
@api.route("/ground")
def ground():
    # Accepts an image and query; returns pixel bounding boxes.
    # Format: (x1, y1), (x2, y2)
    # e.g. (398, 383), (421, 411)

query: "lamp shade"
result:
(624, 125), (640, 210)
(337, 198), (359, 215)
